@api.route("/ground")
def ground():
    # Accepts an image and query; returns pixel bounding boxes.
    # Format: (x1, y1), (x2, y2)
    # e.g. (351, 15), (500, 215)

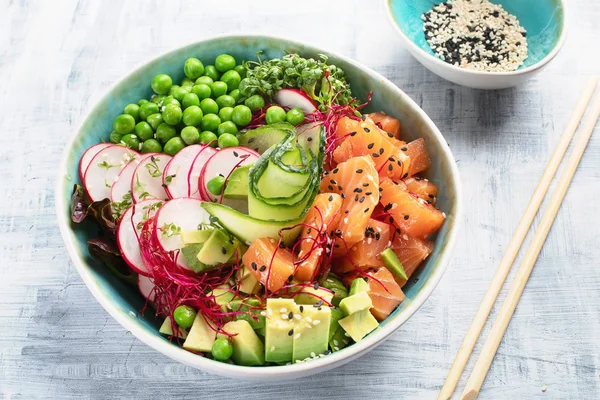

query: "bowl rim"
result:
(384, 0), (568, 77)
(55, 33), (463, 379)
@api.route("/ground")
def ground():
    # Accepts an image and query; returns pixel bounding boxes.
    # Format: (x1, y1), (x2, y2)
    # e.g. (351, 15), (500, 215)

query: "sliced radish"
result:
(84, 145), (138, 202)
(187, 146), (218, 199)
(131, 154), (172, 203)
(153, 197), (211, 271)
(200, 147), (259, 203)
(79, 143), (113, 182)
(273, 88), (318, 114)
(163, 144), (210, 199)
(138, 275), (156, 303)
(110, 154), (142, 204)
(117, 199), (164, 276)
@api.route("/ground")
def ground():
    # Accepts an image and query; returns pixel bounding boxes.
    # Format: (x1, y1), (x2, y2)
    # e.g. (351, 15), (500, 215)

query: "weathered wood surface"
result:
(1, 0), (599, 399)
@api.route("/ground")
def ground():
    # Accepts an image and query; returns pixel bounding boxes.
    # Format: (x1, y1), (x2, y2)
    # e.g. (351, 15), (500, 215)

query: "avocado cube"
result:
(181, 244), (211, 273)
(349, 278), (369, 296)
(338, 309), (379, 343)
(329, 308), (344, 341)
(159, 317), (188, 339)
(183, 313), (216, 352)
(381, 248), (408, 280)
(196, 229), (236, 267)
(329, 325), (351, 352)
(321, 275), (349, 307)
(230, 298), (265, 330)
(293, 305), (331, 362)
(218, 320), (265, 366)
(293, 287), (334, 305)
(209, 285), (235, 312)
(238, 266), (261, 294)
(180, 229), (214, 245)
(223, 164), (251, 200)
(265, 298), (298, 363)
(339, 291), (372, 316)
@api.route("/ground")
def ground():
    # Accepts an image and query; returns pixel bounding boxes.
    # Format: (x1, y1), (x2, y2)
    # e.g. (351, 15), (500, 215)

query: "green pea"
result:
(162, 96), (180, 108)
(207, 175), (226, 196)
(196, 76), (214, 86)
(139, 102), (159, 121)
(201, 114), (221, 132)
(192, 84), (211, 100)
(286, 107), (305, 126)
(113, 114), (136, 134)
(109, 131), (122, 144)
(184, 57), (205, 79)
(173, 305), (196, 329)
(182, 105), (203, 126)
(124, 104), (140, 121)
(211, 81), (228, 98)
(135, 121), (154, 141)
(211, 338), (233, 361)
(151, 94), (166, 105)
(168, 84), (180, 95)
(182, 93), (200, 109)
(217, 121), (238, 136)
(138, 99), (150, 106)
(156, 123), (177, 144)
(217, 132), (239, 149)
(200, 131), (218, 147)
(141, 138), (162, 154)
(244, 94), (265, 112)
(181, 126), (200, 145)
(218, 107), (234, 122)
(180, 77), (195, 90)
(216, 94), (236, 109)
(200, 98), (219, 115)
(121, 133), (140, 150)
(229, 89), (242, 104)
(163, 136), (186, 156)
(162, 104), (183, 125)
(171, 86), (189, 102)
(151, 74), (172, 95)
(234, 65), (247, 79)
(146, 113), (163, 131)
(215, 54), (236, 72)
(220, 70), (241, 91)
(265, 106), (286, 125)
(231, 105), (252, 127)
(204, 65), (220, 81)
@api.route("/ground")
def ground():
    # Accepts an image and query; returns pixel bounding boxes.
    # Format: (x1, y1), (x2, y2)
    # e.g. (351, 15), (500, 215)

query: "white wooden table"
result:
(1, 0), (599, 398)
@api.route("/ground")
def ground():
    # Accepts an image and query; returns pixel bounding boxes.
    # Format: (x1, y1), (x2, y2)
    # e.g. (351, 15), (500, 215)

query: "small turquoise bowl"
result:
(55, 34), (462, 380)
(385, 0), (567, 89)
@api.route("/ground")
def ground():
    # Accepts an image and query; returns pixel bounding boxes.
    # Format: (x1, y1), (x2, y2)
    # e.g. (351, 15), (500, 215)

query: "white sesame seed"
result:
(281, 314), (289, 320)
(280, 308), (287, 313)
(305, 316), (313, 323)
(305, 323), (313, 329)
(343, 218), (348, 224)
(310, 352), (316, 358)
(294, 333), (301, 339)
(313, 320), (321, 325)
(260, 311), (267, 316)
(294, 314), (302, 320)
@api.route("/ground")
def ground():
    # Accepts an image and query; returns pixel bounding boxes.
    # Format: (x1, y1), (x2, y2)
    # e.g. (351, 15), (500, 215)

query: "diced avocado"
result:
(380, 248), (408, 280)
(349, 277), (369, 296)
(181, 229), (214, 245)
(339, 291), (372, 316)
(265, 298), (298, 363)
(217, 320), (265, 366)
(183, 313), (216, 352)
(329, 308), (344, 341)
(237, 122), (292, 154)
(293, 286), (334, 305)
(329, 325), (351, 352)
(223, 164), (251, 200)
(321, 274), (349, 306)
(256, 326), (266, 338)
(338, 309), (379, 343)
(159, 317), (188, 339)
(181, 243), (209, 273)
(196, 229), (236, 267)
(230, 298), (265, 330)
(209, 285), (235, 312)
(238, 266), (261, 294)
(293, 305), (331, 362)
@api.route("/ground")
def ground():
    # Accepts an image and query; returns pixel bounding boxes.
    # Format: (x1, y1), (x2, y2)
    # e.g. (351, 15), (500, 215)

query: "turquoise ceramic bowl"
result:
(385, 0), (567, 89)
(55, 35), (462, 380)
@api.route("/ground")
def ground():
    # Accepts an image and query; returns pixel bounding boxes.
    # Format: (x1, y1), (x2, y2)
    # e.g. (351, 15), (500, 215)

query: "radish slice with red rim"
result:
(273, 88), (318, 114)
(117, 199), (164, 276)
(131, 154), (172, 203)
(138, 275), (156, 303)
(153, 197), (211, 271)
(163, 144), (210, 199)
(187, 146), (218, 199)
(110, 154), (142, 205)
(200, 147), (259, 203)
(84, 145), (138, 202)
(79, 143), (112, 182)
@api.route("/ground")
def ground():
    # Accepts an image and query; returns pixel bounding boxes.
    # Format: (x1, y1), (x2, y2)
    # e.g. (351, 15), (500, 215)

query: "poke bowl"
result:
(55, 34), (462, 380)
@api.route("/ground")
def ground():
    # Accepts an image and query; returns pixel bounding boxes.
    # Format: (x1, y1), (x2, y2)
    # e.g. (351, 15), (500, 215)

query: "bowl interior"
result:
(57, 35), (460, 372)
(388, 0), (565, 69)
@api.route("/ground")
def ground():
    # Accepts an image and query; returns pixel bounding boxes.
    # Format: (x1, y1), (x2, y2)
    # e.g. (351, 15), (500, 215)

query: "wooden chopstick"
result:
(460, 84), (600, 400)
(438, 77), (600, 400)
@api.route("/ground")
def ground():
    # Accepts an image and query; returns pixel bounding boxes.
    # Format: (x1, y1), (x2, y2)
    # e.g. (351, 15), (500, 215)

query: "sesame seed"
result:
(367, 143), (374, 149)
(259, 265), (266, 272)
(281, 314), (289, 320)
(288, 311), (293, 320)
(288, 329), (294, 336)
(350, 131), (357, 136)
(280, 308), (287, 313)
(401, 146), (408, 151)
(356, 169), (363, 174)
(404, 215), (409, 220)
(294, 333), (301, 339)
(294, 314), (302, 320)
(364, 127), (370, 133)
(299, 305), (304, 312)
(251, 262), (257, 271)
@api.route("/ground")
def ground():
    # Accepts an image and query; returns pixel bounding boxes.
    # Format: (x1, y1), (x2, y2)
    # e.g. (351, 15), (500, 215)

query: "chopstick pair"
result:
(438, 76), (600, 400)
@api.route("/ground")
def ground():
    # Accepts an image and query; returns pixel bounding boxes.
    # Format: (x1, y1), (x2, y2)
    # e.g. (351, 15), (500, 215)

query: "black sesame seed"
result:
(359, 196), (366, 203)
(251, 262), (258, 271)
(353, 188), (362, 193)
(259, 265), (267, 272)
(288, 329), (294, 336)
(333, 168), (339, 174)
(387, 132), (394, 138)
(379, 148), (385, 155)
(365, 192), (372, 196)
(364, 127), (370, 133)
(367, 143), (375, 149)
(401, 147), (408, 151)
(355, 194), (359, 201)
(328, 185), (334, 190)
(288, 311), (293, 319)
(356, 169), (363, 174)
(428, 193), (434, 198)
(314, 282), (319, 290)
(315, 300), (324, 307)
(404, 215), (409, 220)
(389, 216), (395, 223)
(344, 210), (349, 214)
(388, 164), (394, 171)
(328, 195), (334, 201)
(341, 193), (346, 199)
(402, 173), (408, 179)
(330, 179), (337, 185)
(396, 228), (401, 234)
(248, 138), (255, 143)
(363, 183), (369, 187)
(364, 208), (370, 213)
(350, 131), (357, 136)
(279, 242), (286, 248)
(307, 137), (313, 142)
(221, 247), (227, 254)
(338, 185), (343, 191)
(233, 151), (239, 157)
(299, 305), (304, 312)
(372, 152), (380, 158)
